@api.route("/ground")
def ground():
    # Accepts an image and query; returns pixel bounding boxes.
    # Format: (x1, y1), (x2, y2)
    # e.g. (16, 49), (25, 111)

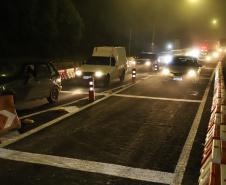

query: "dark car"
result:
(162, 56), (202, 84)
(0, 61), (62, 103)
(132, 52), (159, 71)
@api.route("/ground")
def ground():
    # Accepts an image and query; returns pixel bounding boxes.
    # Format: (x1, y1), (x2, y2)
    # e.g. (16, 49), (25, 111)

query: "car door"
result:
(17, 64), (38, 101)
(33, 63), (53, 99)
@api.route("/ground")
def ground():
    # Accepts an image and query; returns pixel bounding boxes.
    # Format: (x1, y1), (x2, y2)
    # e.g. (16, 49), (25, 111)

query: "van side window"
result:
(36, 64), (50, 77)
(111, 57), (116, 66)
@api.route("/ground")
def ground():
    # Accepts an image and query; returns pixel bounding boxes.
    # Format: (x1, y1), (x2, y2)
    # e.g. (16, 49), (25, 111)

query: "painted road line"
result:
(0, 148), (174, 184)
(1, 75), (151, 147)
(19, 97), (88, 120)
(172, 66), (216, 184)
(112, 94), (202, 103)
(20, 75), (152, 120)
(0, 95), (111, 148)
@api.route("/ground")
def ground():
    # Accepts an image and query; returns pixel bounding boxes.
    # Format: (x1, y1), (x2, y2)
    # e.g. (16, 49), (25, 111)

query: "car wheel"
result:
(103, 74), (110, 87)
(47, 86), (59, 103)
(120, 71), (125, 82)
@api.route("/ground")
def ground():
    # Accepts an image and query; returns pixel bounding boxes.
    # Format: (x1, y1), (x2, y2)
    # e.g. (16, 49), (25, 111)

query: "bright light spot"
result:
(132, 61), (136, 65)
(167, 44), (173, 49)
(188, 70), (196, 76)
(95, 72), (102, 77)
(89, 87), (94, 91)
(162, 69), (170, 75)
(89, 81), (94, 85)
(1, 74), (6, 77)
(190, 49), (200, 57)
(145, 61), (151, 66)
(164, 56), (172, 64)
(213, 52), (218, 57)
(75, 71), (82, 76)
(206, 56), (211, 61)
(189, 0), (198, 3)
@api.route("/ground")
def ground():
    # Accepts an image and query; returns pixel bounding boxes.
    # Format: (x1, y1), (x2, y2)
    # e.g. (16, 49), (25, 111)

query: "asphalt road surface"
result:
(0, 61), (220, 185)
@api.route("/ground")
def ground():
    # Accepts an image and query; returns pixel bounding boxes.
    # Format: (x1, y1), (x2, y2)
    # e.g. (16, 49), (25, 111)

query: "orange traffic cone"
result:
(0, 95), (21, 136)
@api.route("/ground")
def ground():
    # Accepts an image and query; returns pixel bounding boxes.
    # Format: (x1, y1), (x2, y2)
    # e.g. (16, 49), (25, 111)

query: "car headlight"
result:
(95, 72), (102, 77)
(164, 56), (172, 64)
(132, 61), (136, 65)
(206, 56), (211, 61)
(188, 70), (196, 76)
(145, 61), (151, 66)
(75, 71), (82, 76)
(162, 69), (170, 75)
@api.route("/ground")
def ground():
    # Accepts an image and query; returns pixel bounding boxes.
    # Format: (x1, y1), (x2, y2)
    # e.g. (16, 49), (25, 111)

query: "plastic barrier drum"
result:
(0, 95), (21, 136)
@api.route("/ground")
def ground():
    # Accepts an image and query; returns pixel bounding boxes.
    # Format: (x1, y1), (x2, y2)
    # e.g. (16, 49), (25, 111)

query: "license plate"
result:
(173, 77), (182, 81)
(83, 76), (92, 79)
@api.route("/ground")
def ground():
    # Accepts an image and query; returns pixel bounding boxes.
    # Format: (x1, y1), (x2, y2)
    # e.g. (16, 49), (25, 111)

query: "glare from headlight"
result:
(95, 72), (102, 77)
(213, 52), (218, 57)
(188, 70), (196, 76)
(164, 56), (172, 64)
(75, 71), (82, 76)
(162, 69), (170, 75)
(206, 56), (211, 61)
(145, 61), (151, 65)
(132, 61), (136, 65)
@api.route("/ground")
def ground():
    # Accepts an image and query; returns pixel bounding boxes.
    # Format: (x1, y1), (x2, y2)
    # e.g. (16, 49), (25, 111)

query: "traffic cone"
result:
(0, 95), (21, 136)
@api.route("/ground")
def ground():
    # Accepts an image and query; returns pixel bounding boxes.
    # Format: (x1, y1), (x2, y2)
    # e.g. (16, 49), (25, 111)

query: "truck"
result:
(75, 46), (127, 86)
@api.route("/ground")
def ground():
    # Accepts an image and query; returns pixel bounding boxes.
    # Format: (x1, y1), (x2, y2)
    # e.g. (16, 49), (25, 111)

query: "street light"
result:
(151, 0), (157, 53)
(167, 44), (173, 50)
(212, 19), (217, 24)
(188, 0), (198, 3)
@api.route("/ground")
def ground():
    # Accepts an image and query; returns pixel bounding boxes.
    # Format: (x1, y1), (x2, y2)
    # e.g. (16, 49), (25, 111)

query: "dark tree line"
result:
(0, 0), (84, 59)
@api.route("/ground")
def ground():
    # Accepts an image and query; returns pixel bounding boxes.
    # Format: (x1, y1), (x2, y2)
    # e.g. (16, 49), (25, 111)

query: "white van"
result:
(75, 46), (127, 86)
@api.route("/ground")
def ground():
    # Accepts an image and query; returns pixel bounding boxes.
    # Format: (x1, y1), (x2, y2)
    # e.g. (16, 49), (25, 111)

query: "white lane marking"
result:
(0, 148), (174, 184)
(19, 75), (151, 120)
(112, 94), (202, 103)
(172, 66), (216, 184)
(19, 97), (88, 120)
(1, 79), (146, 147)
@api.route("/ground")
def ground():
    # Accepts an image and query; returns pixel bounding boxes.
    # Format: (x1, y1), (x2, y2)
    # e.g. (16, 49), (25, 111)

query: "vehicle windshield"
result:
(136, 54), (157, 59)
(86, 56), (110, 65)
(168, 57), (197, 67)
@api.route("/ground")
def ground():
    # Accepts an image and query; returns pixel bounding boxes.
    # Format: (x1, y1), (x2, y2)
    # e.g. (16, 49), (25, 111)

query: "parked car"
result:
(0, 61), (62, 103)
(162, 56), (202, 84)
(75, 46), (127, 86)
(132, 52), (159, 71)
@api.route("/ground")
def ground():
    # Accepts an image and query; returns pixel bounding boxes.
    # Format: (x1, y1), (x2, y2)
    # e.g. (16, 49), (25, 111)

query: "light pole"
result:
(151, 0), (157, 53)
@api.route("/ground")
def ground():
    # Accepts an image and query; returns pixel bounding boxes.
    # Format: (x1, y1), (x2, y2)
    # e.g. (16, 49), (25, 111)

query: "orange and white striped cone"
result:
(132, 68), (136, 84)
(88, 78), (95, 101)
(0, 95), (21, 136)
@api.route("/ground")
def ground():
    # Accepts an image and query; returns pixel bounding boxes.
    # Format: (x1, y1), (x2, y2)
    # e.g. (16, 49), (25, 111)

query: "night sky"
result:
(1, 0), (226, 58)
(74, 0), (226, 54)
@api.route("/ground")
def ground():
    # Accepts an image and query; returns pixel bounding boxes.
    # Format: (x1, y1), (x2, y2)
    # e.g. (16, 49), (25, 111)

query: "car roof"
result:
(173, 55), (197, 59)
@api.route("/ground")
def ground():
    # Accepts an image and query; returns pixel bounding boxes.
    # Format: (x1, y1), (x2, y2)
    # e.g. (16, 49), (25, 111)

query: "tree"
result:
(0, 0), (84, 59)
